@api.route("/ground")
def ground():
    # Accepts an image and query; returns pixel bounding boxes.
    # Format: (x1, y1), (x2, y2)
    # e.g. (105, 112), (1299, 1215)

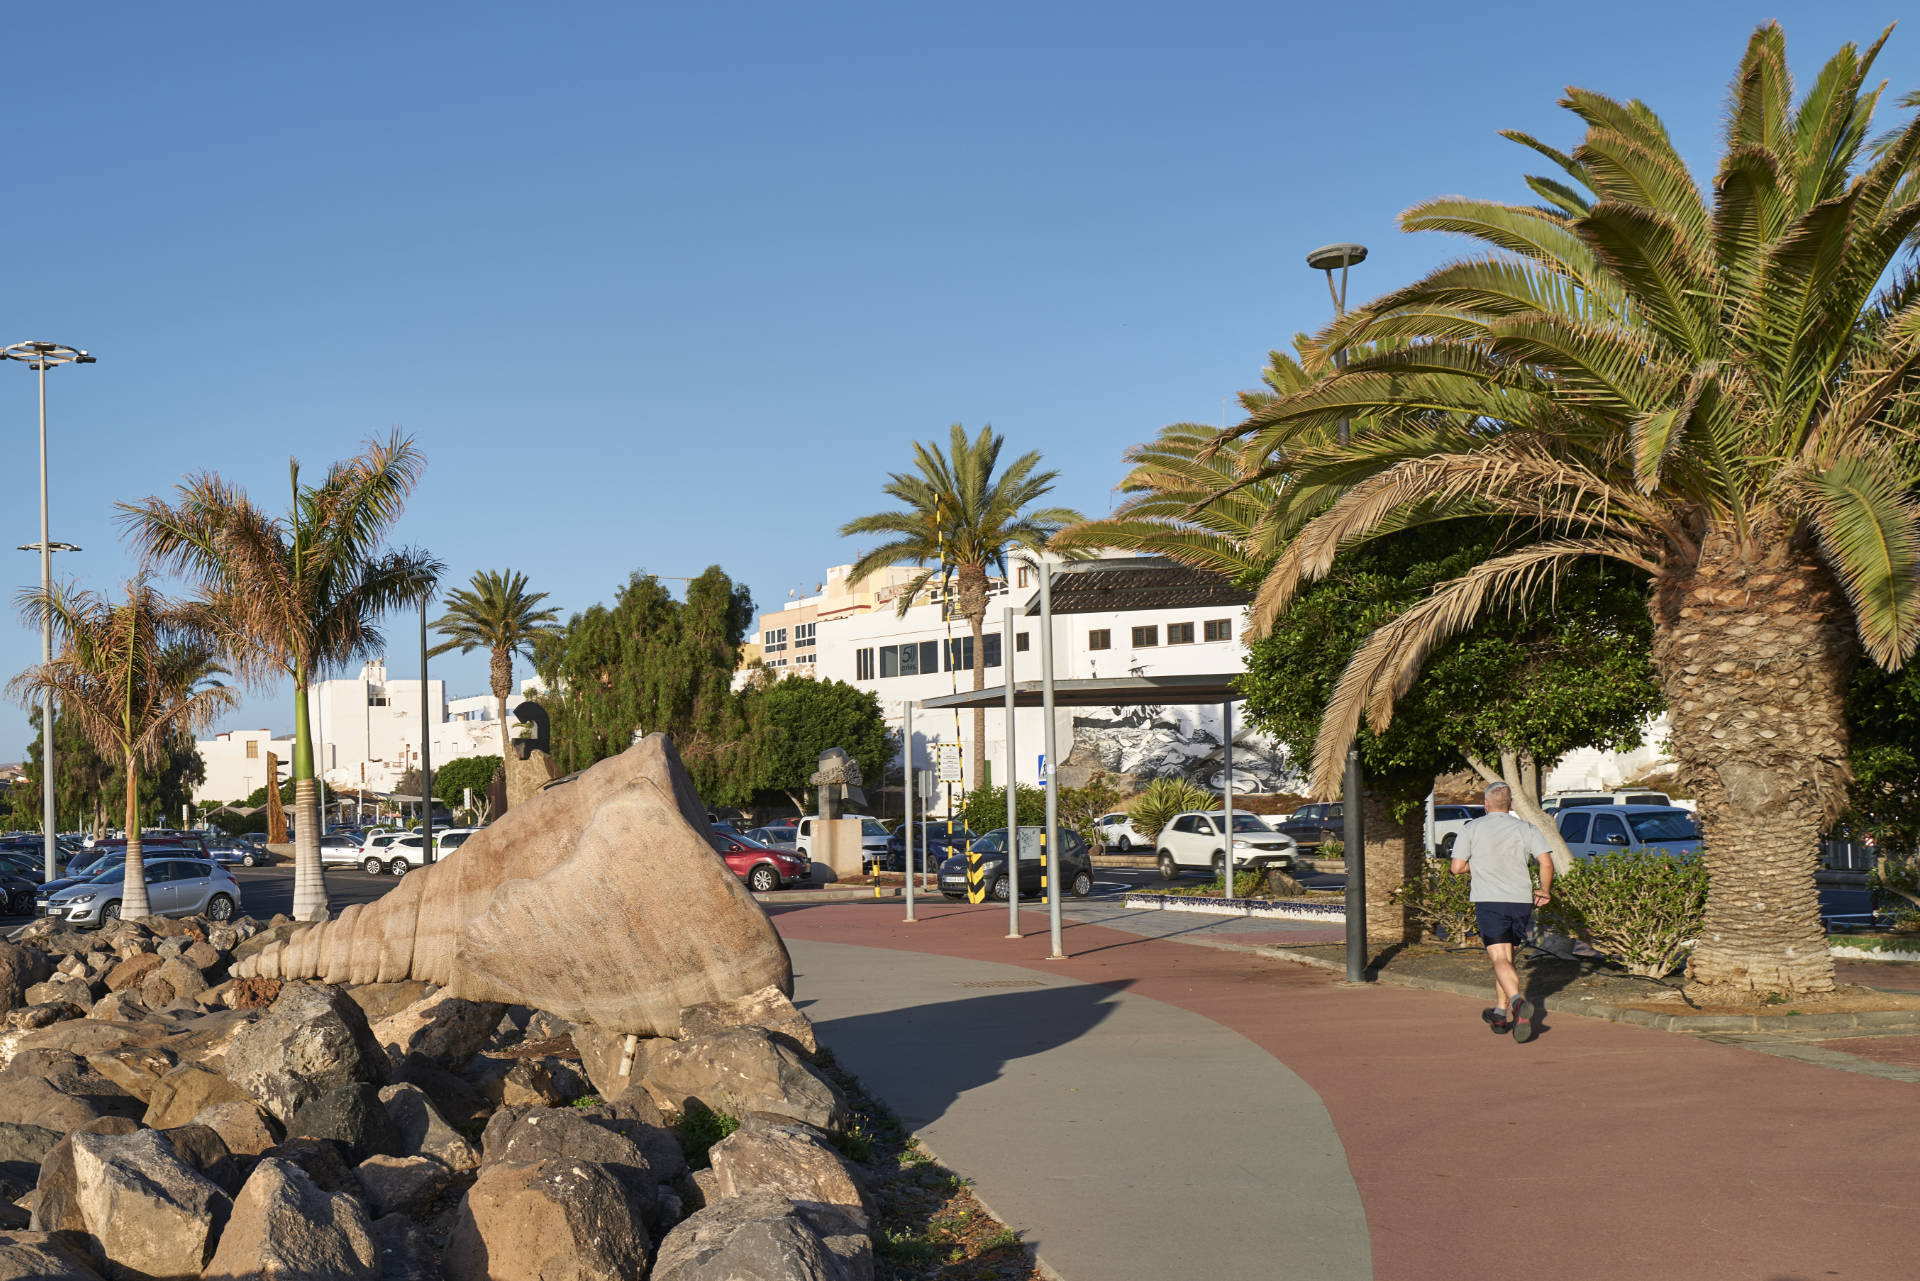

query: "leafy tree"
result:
(1215, 25), (1920, 997)
(433, 754), (503, 817)
(8, 578), (235, 918)
(244, 778), (298, 809)
(748, 678), (888, 810)
(1058, 774), (1122, 846)
(1844, 662), (1920, 852)
(120, 433), (441, 921)
(430, 571), (561, 759)
(959, 783), (1047, 833)
(842, 424), (1083, 788)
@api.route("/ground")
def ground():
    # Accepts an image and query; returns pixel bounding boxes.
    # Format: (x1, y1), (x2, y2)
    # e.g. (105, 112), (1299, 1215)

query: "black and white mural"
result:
(1066, 702), (1304, 794)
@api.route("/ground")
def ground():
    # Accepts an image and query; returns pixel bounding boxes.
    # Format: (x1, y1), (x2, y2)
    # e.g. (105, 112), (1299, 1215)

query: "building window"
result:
(368, 695), (388, 707)
(795, 622), (816, 649)
(1015, 632), (1030, 652)
(1088, 629), (1111, 651)
(1167, 622), (1194, 645)
(763, 627), (788, 654)
(1017, 566), (1032, 588)
(245, 740), (258, 759)
(943, 634), (1005, 672)
(798, 652), (816, 665)
(1204, 618), (1233, 642)
(984, 633), (1001, 668)
(856, 648), (875, 680)
(875, 640), (941, 678)
(1132, 625), (1159, 648)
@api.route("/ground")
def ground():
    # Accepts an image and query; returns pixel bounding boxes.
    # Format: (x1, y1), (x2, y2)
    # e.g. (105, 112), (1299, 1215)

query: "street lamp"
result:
(1305, 246), (1372, 982)
(3, 341), (95, 880)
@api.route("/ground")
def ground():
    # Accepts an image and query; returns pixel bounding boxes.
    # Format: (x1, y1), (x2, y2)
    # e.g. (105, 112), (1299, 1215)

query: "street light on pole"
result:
(1305, 244), (1372, 983)
(3, 341), (94, 881)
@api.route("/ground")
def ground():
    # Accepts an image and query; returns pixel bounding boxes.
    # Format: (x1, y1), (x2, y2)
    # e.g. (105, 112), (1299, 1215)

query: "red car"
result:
(710, 832), (810, 892)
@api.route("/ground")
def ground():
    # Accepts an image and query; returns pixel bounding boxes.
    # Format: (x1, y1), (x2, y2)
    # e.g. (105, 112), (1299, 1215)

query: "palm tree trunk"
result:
(492, 644), (513, 762)
(1361, 791), (1418, 945)
(289, 682), (329, 922)
(120, 761), (150, 921)
(957, 564), (989, 788)
(1652, 539), (1850, 998)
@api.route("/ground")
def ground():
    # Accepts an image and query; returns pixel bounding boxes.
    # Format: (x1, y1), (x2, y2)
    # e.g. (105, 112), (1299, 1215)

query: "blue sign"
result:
(1037, 753), (1046, 777)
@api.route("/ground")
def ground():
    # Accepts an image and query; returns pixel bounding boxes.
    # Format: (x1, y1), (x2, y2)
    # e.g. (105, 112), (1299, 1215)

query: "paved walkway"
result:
(770, 900), (1920, 1281)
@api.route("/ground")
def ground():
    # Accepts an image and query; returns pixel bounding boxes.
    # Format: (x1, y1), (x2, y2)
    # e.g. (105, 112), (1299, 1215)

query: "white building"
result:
(194, 659), (529, 805)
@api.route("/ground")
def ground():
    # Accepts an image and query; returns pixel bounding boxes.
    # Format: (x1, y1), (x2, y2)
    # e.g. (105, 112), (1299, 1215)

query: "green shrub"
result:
(672, 1104), (740, 1168)
(1393, 858), (1478, 946)
(958, 783), (1047, 835)
(1127, 777), (1216, 846)
(1867, 849), (1920, 931)
(1541, 851), (1706, 978)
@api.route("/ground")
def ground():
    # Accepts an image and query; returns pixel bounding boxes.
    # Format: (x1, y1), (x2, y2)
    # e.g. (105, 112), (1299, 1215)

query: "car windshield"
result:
(1225, 814), (1272, 833)
(969, 831), (1008, 854)
(861, 820), (890, 837)
(1628, 810), (1698, 842)
(85, 862), (128, 882)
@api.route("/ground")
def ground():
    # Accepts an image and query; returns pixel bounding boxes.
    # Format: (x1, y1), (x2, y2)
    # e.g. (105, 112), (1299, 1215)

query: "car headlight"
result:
(1231, 839), (1253, 849)
(69, 892), (96, 904)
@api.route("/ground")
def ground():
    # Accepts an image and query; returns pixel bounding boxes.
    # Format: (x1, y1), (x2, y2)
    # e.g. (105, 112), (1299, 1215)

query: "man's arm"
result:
(1533, 846), (1554, 905)
(1451, 830), (1471, 876)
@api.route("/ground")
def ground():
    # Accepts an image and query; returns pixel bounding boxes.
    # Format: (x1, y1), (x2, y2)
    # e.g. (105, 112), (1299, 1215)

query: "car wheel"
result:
(8, 890), (26, 915)
(990, 875), (1012, 902)
(1159, 852), (1178, 881)
(101, 901), (121, 923)
(1117, 835), (1132, 852)
(388, 858), (411, 877)
(1071, 869), (1093, 898)
(362, 856), (383, 875)
(241, 852), (257, 867)
(206, 894), (234, 922)
(1212, 853), (1226, 879)
(749, 865), (780, 893)
(1440, 833), (1457, 857)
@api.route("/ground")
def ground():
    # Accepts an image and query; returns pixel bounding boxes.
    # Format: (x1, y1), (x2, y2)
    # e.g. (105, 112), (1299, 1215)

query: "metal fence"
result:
(1822, 839), (1877, 873)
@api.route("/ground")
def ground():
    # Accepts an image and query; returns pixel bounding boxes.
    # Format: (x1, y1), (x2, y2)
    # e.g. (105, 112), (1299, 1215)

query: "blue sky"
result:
(0, 2), (1911, 757)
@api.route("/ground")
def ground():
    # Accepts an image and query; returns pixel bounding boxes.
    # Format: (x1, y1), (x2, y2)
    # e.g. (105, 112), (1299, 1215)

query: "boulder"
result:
(82, 1046), (175, 1103)
(0, 1230), (101, 1280)
(28, 1118), (141, 1243)
(645, 1027), (849, 1132)
(574, 1096), (687, 1182)
(141, 918), (202, 942)
(203, 925), (241, 954)
(181, 941), (222, 971)
(353, 1155), (450, 1217)
(709, 1115), (866, 1216)
(341, 980), (436, 1026)
(368, 1213), (436, 1281)
(254, 1137), (362, 1197)
(190, 1099), (282, 1157)
(221, 983), (388, 1124)
(84, 994), (148, 1024)
(0, 1123), (62, 1175)
(138, 958), (208, 1009)
(681, 985), (818, 1055)
(390, 1054), (490, 1130)
(0, 944), (52, 1012)
(571, 1024), (661, 1104)
(157, 1124), (241, 1195)
(141, 1064), (252, 1129)
(153, 938), (188, 961)
(201, 1157), (378, 1281)
(651, 1193), (873, 1281)
(377, 1083), (477, 1172)
(498, 1057), (570, 1107)
(56, 1128), (230, 1281)
(23, 979), (94, 1013)
(481, 1106), (657, 1222)
(0, 1051), (142, 1132)
(445, 1160), (651, 1281)
(370, 990), (506, 1064)
(4, 1004), (83, 1031)
(287, 1084), (405, 1162)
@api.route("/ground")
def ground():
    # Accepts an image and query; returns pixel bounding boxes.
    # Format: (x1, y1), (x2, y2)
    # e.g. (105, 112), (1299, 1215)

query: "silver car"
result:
(45, 857), (243, 926)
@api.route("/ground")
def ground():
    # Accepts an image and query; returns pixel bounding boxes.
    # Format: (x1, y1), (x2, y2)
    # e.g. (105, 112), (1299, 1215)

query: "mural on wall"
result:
(1066, 703), (1304, 795)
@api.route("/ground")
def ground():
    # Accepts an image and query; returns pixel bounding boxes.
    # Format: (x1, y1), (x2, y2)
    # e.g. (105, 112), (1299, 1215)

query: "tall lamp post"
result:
(3, 341), (94, 880)
(420, 588), (435, 861)
(1305, 245), (1370, 982)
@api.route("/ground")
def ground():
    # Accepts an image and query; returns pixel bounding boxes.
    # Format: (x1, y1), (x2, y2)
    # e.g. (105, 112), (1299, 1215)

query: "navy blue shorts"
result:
(1474, 902), (1534, 947)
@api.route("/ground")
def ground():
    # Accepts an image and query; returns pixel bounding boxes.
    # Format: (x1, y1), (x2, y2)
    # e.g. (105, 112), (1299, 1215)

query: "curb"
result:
(759, 887), (903, 904)
(1122, 893), (1345, 923)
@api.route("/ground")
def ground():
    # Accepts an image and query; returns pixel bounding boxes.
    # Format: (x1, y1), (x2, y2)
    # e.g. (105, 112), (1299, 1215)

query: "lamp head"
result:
(1305, 243), (1368, 272)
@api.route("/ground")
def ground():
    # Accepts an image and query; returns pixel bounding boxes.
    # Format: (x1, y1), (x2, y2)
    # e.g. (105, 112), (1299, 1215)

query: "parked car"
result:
(317, 833), (374, 868)
(57, 840), (201, 887)
(938, 826), (1095, 901)
(1543, 790), (1673, 813)
(709, 831), (811, 892)
(1553, 805), (1700, 861)
(1093, 812), (1148, 852)
(1, 867), (36, 915)
(352, 831), (411, 874)
(794, 816), (893, 871)
(370, 828), (481, 875)
(1275, 802), (1343, 852)
(1155, 811), (1300, 880)
(42, 857), (243, 926)
(885, 823), (976, 872)
(0, 850), (46, 884)
(744, 826), (798, 853)
(1425, 802), (1486, 857)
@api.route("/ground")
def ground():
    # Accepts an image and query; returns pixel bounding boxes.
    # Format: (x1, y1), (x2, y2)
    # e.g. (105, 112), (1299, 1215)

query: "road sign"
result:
(937, 743), (963, 783)
(1038, 753), (1046, 777)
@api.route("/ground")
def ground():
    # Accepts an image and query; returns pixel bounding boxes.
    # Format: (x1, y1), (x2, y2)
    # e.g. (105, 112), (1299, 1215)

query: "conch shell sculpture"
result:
(233, 734), (793, 1036)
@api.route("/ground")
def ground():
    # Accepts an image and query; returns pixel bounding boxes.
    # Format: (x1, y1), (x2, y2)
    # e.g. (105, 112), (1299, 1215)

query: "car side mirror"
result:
(1607, 833), (1628, 846)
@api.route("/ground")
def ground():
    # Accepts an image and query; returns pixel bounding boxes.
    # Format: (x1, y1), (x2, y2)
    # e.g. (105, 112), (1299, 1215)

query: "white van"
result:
(794, 816), (893, 871)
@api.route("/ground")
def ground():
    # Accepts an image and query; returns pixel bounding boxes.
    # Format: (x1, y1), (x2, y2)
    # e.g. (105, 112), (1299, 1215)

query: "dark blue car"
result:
(885, 823), (977, 872)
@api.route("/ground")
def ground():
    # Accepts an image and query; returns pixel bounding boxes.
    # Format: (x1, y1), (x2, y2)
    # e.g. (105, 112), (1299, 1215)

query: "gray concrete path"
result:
(789, 938), (1371, 1281)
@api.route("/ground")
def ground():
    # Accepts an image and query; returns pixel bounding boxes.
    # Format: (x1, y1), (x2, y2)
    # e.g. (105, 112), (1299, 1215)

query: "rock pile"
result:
(1, 912), (869, 1280)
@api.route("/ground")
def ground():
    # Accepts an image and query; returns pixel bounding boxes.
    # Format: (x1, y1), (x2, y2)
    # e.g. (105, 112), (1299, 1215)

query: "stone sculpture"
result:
(809, 748), (864, 821)
(232, 735), (792, 1037)
(501, 700), (561, 812)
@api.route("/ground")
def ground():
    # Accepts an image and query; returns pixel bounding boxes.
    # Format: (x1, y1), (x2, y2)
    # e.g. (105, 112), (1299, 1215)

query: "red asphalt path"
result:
(770, 900), (1920, 1281)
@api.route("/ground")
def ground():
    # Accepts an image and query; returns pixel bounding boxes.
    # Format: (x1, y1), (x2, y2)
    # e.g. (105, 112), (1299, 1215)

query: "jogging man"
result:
(1450, 781), (1554, 1043)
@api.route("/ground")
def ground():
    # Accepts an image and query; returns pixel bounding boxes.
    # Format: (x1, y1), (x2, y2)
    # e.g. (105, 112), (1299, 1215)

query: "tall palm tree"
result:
(429, 569), (561, 759)
(1219, 23), (1920, 998)
(841, 424), (1083, 786)
(120, 433), (442, 922)
(8, 578), (235, 920)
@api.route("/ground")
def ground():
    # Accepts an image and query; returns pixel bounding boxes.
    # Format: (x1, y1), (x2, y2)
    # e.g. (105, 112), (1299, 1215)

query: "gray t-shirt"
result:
(1453, 812), (1550, 903)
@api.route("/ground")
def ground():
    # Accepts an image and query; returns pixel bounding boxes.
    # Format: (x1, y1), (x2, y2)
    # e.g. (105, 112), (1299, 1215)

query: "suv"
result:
(1544, 790), (1673, 812)
(1093, 812), (1148, 851)
(1276, 802), (1343, 852)
(1554, 805), (1699, 861)
(1155, 811), (1300, 880)
(794, 816), (893, 871)
(937, 827), (1095, 901)
(366, 829), (479, 876)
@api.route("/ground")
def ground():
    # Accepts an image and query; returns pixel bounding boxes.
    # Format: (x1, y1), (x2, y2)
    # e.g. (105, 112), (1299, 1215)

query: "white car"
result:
(370, 828), (480, 875)
(1093, 812), (1148, 852)
(316, 833), (371, 868)
(794, 816), (893, 870)
(1424, 801), (1486, 857)
(1155, 811), (1300, 881)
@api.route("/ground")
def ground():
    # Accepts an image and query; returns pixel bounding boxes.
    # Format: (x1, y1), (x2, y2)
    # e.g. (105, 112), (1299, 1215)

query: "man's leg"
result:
(1485, 942), (1521, 1008)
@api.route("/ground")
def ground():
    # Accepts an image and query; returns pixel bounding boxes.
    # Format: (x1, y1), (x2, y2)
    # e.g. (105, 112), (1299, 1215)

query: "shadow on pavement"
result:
(802, 977), (1128, 1131)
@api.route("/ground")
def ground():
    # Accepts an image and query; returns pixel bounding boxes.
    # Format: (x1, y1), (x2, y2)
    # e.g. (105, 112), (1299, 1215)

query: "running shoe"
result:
(1509, 994), (1538, 1043)
(1481, 1007), (1512, 1034)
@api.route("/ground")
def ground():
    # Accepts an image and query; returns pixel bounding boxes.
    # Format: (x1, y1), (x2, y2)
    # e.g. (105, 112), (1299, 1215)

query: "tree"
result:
(120, 433), (441, 921)
(1220, 24), (1920, 996)
(433, 754), (503, 819)
(749, 678), (888, 810)
(841, 424), (1083, 788)
(1844, 662), (1920, 852)
(8, 578), (235, 919)
(429, 570), (561, 759)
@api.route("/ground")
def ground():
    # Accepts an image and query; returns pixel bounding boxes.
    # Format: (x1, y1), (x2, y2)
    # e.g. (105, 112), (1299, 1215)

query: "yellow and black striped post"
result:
(1038, 827), (1048, 897)
(964, 818), (987, 903)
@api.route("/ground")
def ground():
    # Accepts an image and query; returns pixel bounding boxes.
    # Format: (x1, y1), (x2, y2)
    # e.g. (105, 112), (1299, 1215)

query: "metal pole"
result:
(1222, 701), (1235, 899)
(1344, 748), (1368, 982)
(1039, 564), (1063, 959)
(420, 594), (434, 860)
(903, 702), (916, 923)
(316, 688), (327, 836)
(37, 360), (55, 879)
(1003, 604), (1019, 939)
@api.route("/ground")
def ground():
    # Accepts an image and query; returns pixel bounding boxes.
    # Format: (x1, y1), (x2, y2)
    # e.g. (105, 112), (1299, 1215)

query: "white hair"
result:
(1484, 782), (1513, 808)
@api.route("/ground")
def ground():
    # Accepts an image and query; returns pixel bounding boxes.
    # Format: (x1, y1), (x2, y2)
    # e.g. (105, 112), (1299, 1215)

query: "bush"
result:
(1540, 851), (1707, 978)
(672, 1104), (740, 1168)
(1127, 777), (1217, 846)
(1393, 858), (1478, 946)
(1867, 849), (1920, 931)
(958, 783), (1047, 834)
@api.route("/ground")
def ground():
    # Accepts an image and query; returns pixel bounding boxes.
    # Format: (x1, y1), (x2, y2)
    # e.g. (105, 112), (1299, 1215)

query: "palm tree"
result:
(1218, 23), (1920, 998)
(8, 578), (235, 920)
(120, 433), (442, 922)
(841, 424), (1083, 786)
(429, 570), (561, 759)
